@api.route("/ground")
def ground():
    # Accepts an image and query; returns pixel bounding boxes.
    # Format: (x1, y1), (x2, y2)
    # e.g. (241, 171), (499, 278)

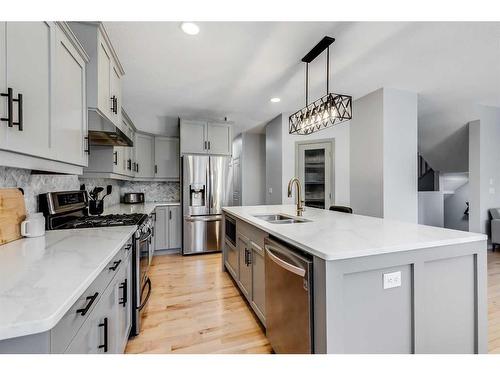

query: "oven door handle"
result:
(138, 277), (152, 311)
(140, 228), (153, 243)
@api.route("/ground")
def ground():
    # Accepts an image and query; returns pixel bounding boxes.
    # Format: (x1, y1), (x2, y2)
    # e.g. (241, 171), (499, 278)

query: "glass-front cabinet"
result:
(296, 141), (333, 210)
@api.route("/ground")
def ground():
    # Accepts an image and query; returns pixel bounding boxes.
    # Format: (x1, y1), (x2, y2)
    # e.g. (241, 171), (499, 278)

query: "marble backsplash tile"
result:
(0, 167), (80, 214)
(120, 181), (180, 202)
(0, 167), (180, 214)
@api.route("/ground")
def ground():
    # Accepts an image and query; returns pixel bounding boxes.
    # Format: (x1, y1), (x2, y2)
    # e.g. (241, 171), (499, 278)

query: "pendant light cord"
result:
(326, 46), (330, 94)
(305, 63), (309, 106)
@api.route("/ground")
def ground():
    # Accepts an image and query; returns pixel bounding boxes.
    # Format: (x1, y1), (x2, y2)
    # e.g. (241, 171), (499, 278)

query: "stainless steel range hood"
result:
(88, 109), (133, 147)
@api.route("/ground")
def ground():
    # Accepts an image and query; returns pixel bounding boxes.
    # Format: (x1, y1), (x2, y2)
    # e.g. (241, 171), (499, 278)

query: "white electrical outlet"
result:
(490, 187), (496, 194)
(383, 271), (402, 289)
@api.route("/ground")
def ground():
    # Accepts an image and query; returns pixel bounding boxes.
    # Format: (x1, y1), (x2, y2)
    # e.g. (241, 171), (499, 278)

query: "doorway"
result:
(295, 140), (334, 209)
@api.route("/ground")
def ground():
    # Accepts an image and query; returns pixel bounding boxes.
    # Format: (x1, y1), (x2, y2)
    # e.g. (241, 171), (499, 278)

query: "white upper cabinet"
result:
(180, 119), (232, 156)
(69, 22), (125, 132)
(97, 35), (112, 120)
(135, 133), (155, 178)
(52, 24), (88, 166)
(0, 22), (53, 159)
(0, 22), (89, 170)
(180, 119), (206, 154)
(207, 122), (232, 155)
(154, 137), (179, 179)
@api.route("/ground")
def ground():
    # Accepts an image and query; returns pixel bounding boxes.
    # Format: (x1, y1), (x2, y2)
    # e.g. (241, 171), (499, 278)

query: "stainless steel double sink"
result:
(252, 214), (311, 224)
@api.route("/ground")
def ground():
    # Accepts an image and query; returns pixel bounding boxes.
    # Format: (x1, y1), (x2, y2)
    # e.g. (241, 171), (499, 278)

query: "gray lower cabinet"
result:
(0, 239), (133, 354)
(237, 233), (252, 299)
(224, 239), (239, 280)
(223, 216), (267, 327)
(154, 206), (181, 251)
(250, 241), (265, 324)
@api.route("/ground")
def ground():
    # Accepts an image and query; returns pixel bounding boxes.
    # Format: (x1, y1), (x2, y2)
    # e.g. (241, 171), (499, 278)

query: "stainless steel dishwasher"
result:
(264, 237), (314, 353)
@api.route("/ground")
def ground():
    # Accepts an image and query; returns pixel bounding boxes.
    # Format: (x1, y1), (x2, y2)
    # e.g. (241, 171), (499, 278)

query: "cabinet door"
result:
(180, 120), (206, 154)
(154, 137), (179, 179)
(135, 133), (155, 178)
(112, 147), (124, 174)
(97, 33), (112, 120)
(154, 207), (168, 250)
(110, 63), (122, 128)
(1, 22), (53, 158)
(168, 206), (181, 249)
(237, 233), (252, 299)
(114, 259), (131, 354)
(251, 241), (266, 324)
(0, 23), (5, 147)
(66, 274), (117, 354)
(207, 122), (231, 155)
(52, 25), (88, 166)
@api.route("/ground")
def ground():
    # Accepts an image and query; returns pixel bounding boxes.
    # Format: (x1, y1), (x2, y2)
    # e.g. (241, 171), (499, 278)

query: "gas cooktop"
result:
(54, 213), (147, 230)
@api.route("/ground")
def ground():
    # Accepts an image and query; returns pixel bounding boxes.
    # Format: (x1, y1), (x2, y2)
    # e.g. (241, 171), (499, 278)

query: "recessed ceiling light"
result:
(270, 97), (281, 103)
(180, 22), (200, 35)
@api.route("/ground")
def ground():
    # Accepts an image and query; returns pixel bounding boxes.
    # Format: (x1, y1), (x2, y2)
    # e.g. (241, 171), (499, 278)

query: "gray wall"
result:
(350, 88), (418, 222)
(469, 106), (500, 234)
(265, 114), (283, 204)
(350, 89), (384, 217)
(241, 133), (266, 205)
(444, 182), (469, 231)
(418, 192), (444, 227)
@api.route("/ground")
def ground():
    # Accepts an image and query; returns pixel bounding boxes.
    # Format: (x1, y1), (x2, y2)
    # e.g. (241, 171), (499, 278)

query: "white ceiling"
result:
(105, 22), (500, 170)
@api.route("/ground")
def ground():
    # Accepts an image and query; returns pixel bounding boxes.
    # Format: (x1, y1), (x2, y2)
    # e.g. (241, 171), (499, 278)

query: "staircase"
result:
(418, 153), (439, 191)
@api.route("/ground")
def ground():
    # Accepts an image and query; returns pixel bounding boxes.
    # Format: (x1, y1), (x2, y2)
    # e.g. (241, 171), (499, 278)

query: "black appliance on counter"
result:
(38, 190), (154, 337)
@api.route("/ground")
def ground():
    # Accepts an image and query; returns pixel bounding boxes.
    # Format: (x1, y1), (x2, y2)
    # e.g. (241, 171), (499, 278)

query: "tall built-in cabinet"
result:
(0, 22), (89, 173)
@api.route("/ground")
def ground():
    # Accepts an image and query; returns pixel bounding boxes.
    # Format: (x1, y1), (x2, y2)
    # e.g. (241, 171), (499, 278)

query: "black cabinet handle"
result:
(169, 210), (172, 220)
(76, 292), (99, 316)
(119, 279), (128, 307)
(110, 95), (116, 114)
(127, 159), (131, 170)
(98, 317), (108, 353)
(204, 141), (207, 150)
(13, 93), (22, 131)
(136, 163), (139, 173)
(155, 165), (158, 174)
(84, 136), (91, 154)
(208, 141), (211, 150)
(125, 243), (132, 250)
(108, 259), (121, 271)
(1, 87), (13, 128)
(113, 151), (117, 165)
(114, 97), (118, 114)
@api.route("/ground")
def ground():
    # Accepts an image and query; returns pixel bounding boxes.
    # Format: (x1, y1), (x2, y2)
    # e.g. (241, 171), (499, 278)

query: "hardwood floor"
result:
(489, 250), (500, 353)
(125, 252), (272, 354)
(127, 250), (500, 354)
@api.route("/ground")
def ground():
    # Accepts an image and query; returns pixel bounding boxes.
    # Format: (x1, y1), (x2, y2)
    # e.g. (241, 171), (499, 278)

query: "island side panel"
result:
(320, 240), (487, 354)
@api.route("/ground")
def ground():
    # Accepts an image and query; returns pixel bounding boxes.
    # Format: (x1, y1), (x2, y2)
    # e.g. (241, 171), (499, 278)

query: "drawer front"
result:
(225, 239), (239, 279)
(51, 240), (131, 353)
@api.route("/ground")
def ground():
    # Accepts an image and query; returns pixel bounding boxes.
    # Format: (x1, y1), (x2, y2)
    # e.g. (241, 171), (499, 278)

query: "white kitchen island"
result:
(222, 205), (488, 354)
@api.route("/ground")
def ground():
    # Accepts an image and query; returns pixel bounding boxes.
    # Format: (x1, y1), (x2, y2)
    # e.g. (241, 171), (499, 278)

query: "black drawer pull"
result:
(108, 259), (122, 271)
(76, 292), (99, 316)
(119, 279), (128, 307)
(98, 317), (108, 353)
(125, 243), (132, 250)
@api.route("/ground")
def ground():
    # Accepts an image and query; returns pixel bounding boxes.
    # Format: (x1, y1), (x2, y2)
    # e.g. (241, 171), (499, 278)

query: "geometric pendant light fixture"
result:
(289, 36), (352, 135)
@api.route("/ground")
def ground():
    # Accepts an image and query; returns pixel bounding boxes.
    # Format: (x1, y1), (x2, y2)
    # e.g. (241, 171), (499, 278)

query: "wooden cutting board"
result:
(0, 188), (27, 245)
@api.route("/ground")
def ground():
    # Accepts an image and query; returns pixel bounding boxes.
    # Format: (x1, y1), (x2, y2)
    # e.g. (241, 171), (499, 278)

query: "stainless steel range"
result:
(38, 190), (154, 337)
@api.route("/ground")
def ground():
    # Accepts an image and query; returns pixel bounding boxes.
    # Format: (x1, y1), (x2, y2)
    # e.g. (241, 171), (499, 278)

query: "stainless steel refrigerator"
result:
(182, 155), (231, 255)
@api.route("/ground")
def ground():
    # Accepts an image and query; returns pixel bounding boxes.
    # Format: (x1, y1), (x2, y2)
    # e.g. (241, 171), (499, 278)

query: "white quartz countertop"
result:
(223, 205), (487, 261)
(0, 226), (136, 341)
(103, 201), (180, 215)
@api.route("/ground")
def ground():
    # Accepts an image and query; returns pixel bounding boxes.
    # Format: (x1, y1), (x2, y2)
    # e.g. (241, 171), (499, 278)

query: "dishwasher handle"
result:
(265, 244), (306, 277)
